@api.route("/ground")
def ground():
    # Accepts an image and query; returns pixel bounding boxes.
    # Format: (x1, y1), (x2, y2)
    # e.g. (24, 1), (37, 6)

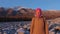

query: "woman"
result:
(30, 8), (49, 34)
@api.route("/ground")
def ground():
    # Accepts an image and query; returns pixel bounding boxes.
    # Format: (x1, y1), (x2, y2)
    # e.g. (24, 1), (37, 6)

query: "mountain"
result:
(0, 7), (60, 20)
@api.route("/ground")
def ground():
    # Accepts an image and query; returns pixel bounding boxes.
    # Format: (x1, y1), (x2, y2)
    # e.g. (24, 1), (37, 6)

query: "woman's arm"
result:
(43, 17), (49, 34)
(30, 18), (35, 34)
(45, 21), (49, 34)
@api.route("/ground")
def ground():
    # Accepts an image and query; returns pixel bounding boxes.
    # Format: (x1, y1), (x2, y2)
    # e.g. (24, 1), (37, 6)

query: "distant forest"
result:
(0, 7), (60, 22)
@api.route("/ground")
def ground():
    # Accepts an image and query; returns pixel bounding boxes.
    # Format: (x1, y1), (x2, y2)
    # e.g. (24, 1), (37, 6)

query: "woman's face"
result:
(35, 8), (41, 17)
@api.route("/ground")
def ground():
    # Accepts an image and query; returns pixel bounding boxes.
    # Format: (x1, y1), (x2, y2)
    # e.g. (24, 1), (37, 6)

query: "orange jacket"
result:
(30, 8), (49, 34)
(30, 17), (49, 34)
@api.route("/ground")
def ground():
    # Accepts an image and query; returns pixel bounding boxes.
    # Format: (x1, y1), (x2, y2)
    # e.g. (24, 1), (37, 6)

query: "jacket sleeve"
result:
(45, 21), (49, 34)
(43, 17), (49, 34)
(30, 18), (35, 34)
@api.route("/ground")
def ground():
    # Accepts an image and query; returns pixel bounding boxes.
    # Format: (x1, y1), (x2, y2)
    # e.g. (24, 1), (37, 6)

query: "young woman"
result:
(30, 8), (49, 34)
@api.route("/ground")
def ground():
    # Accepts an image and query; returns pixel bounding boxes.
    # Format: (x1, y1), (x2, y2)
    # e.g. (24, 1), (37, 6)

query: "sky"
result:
(0, 0), (60, 10)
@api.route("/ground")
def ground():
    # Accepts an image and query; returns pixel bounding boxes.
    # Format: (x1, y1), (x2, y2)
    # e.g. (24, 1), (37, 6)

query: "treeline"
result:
(0, 7), (34, 21)
(0, 7), (60, 21)
(42, 10), (60, 19)
(0, 7), (34, 17)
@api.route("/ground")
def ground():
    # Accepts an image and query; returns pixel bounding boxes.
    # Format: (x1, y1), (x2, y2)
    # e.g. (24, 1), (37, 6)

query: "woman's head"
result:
(35, 8), (42, 17)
